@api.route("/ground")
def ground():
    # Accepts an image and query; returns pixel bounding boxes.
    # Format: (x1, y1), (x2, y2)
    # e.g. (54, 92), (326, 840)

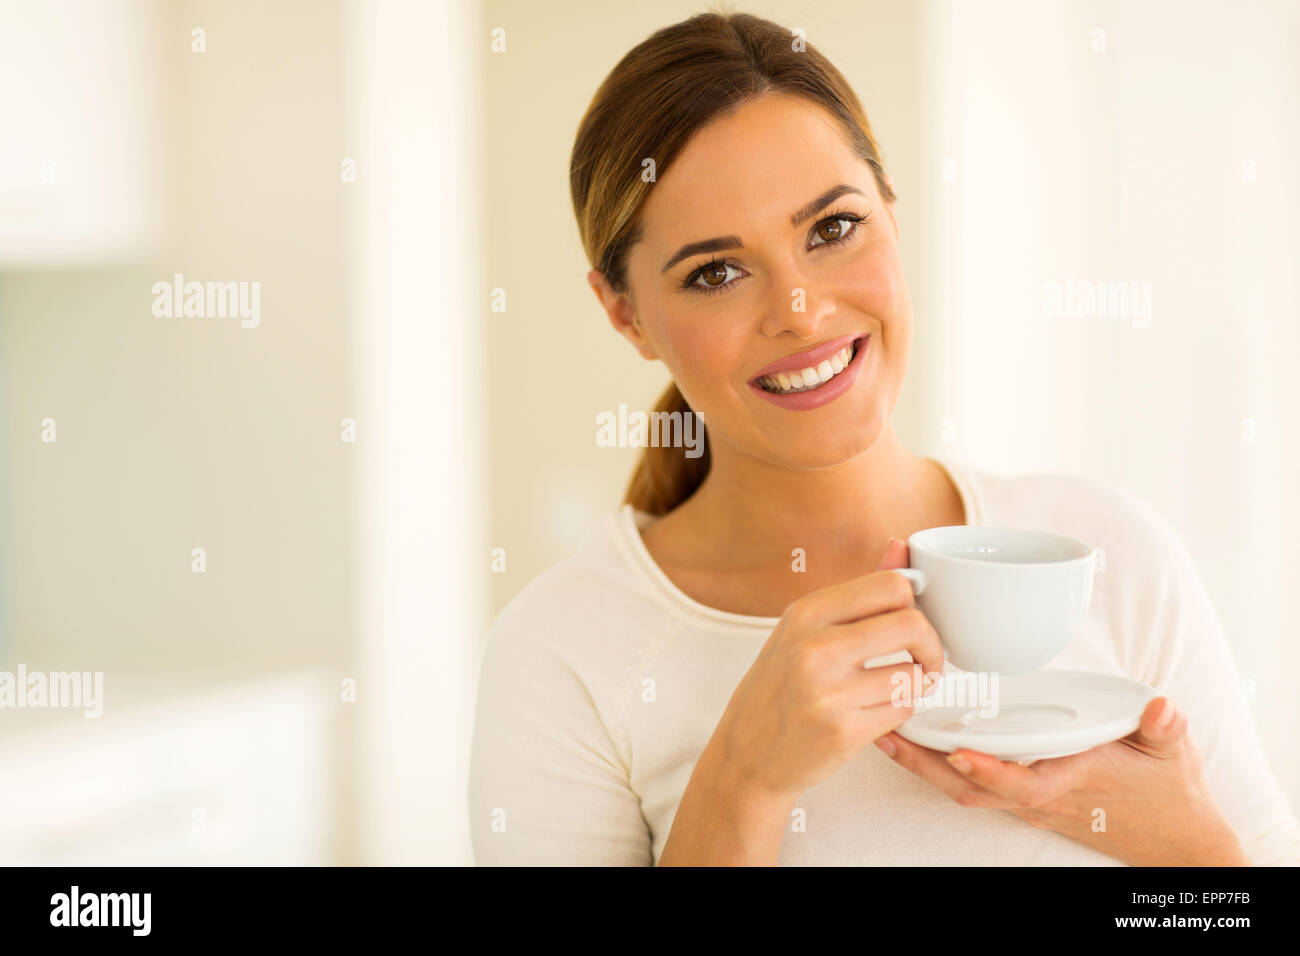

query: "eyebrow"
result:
(659, 184), (867, 275)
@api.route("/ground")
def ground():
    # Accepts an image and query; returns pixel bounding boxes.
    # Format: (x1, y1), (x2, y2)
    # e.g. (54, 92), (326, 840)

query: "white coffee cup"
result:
(891, 526), (1098, 675)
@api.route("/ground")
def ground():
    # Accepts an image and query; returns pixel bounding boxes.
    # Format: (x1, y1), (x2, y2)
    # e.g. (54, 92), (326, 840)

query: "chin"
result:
(776, 416), (886, 469)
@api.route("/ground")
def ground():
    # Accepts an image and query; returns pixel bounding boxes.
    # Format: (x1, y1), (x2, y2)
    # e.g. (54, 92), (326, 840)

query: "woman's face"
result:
(593, 92), (913, 469)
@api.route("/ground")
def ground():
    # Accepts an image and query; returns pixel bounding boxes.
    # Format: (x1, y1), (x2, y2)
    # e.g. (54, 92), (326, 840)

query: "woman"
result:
(468, 10), (1300, 865)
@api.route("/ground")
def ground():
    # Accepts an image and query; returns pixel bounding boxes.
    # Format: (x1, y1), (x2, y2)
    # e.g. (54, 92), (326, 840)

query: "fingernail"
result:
(1156, 699), (1175, 729)
(874, 737), (896, 758)
(947, 754), (972, 774)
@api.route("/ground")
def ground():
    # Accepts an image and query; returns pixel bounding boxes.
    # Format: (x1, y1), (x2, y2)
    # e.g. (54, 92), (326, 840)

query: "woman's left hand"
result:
(874, 696), (1252, 866)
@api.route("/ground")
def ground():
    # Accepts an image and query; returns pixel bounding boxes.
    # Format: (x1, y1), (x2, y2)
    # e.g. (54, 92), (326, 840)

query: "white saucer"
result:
(895, 669), (1157, 762)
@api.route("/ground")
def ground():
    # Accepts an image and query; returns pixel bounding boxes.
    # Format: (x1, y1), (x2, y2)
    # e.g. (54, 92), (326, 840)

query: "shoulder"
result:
(481, 511), (679, 685)
(956, 463), (1211, 638)
(959, 463), (1192, 576)
(957, 462), (1219, 678)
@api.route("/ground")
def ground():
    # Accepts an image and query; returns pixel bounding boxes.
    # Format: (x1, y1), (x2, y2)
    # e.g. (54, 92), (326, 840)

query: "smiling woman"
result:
(467, 10), (1300, 867)
(567, 16), (895, 517)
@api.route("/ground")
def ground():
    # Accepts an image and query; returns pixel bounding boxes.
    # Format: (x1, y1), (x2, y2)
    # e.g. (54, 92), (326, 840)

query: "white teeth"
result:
(757, 342), (859, 394)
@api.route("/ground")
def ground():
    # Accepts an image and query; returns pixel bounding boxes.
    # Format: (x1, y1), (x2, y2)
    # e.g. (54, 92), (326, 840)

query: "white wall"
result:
(0, 0), (165, 264)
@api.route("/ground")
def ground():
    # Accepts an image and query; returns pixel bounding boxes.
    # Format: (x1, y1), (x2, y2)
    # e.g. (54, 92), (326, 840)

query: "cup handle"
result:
(892, 568), (926, 596)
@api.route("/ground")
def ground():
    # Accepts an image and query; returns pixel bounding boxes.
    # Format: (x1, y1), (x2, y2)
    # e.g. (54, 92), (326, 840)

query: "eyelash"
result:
(680, 208), (872, 296)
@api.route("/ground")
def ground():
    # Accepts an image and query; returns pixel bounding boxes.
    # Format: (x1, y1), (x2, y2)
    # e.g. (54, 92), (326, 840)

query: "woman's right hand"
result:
(706, 537), (945, 805)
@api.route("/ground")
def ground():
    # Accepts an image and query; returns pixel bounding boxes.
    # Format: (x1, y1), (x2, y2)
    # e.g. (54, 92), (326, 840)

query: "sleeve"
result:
(1130, 504), (1300, 866)
(466, 608), (653, 866)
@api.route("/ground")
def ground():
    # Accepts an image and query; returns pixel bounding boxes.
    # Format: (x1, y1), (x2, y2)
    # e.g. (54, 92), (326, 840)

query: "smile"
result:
(755, 340), (859, 393)
(747, 334), (870, 411)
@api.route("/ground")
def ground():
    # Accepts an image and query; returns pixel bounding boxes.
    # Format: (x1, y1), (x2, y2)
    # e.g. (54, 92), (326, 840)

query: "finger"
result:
(1122, 697), (1186, 756)
(830, 660), (934, 711)
(853, 696), (924, 739)
(831, 605), (945, 677)
(939, 746), (1083, 808)
(874, 732), (1019, 809)
(790, 565), (918, 630)
(876, 537), (910, 571)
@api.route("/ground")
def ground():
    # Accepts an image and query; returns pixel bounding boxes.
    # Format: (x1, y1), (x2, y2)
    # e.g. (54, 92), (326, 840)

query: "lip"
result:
(749, 332), (863, 381)
(747, 334), (869, 411)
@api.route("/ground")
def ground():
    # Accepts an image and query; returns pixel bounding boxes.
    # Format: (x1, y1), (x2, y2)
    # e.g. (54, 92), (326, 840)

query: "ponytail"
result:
(622, 382), (711, 516)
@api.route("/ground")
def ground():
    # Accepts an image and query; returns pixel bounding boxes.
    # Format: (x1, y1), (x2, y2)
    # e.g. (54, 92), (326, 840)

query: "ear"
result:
(588, 269), (657, 360)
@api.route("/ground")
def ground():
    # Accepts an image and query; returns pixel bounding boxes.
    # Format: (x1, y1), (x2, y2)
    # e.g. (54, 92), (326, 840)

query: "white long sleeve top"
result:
(468, 458), (1300, 865)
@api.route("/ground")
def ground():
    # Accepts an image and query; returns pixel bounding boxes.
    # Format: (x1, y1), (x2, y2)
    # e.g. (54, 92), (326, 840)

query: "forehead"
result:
(636, 93), (871, 251)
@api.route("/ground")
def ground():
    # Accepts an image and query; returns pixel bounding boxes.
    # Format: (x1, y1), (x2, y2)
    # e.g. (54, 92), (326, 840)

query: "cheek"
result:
(659, 315), (746, 389)
(847, 250), (912, 357)
(849, 245), (906, 315)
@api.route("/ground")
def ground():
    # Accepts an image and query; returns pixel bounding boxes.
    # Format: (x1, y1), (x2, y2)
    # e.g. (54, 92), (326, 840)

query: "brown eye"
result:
(815, 219), (844, 242)
(810, 211), (869, 249)
(700, 262), (728, 287)
(682, 258), (743, 295)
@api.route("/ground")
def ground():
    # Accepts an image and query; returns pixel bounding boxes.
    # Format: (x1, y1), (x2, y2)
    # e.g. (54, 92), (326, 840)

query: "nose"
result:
(758, 272), (838, 340)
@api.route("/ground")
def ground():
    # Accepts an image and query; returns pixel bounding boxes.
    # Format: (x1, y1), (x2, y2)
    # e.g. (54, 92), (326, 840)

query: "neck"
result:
(676, 424), (949, 570)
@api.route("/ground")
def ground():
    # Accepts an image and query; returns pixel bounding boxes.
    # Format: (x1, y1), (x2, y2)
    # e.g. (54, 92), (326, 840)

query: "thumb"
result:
(1125, 697), (1185, 755)
(876, 536), (910, 571)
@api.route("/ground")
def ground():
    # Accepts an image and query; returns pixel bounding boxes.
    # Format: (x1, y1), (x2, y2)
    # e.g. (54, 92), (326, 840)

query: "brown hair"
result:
(569, 8), (895, 516)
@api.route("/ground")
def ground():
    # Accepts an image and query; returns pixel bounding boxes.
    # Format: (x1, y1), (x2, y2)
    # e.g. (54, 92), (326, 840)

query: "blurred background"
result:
(1, 0), (1296, 865)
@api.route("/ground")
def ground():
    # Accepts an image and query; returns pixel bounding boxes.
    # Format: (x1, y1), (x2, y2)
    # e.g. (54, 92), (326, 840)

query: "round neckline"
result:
(614, 455), (981, 631)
